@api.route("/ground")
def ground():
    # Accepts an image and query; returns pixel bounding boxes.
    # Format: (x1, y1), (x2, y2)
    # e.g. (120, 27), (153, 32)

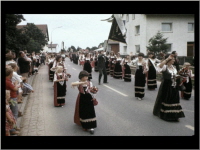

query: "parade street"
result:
(19, 58), (195, 136)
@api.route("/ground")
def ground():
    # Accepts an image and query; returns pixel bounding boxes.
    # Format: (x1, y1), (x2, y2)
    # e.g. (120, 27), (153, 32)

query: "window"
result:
(166, 44), (172, 52)
(135, 25), (140, 35)
(132, 14), (135, 20)
(126, 14), (129, 22)
(135, 45), (140, 53)
(124, 46), (127, 54)
(162, 23), (172, 32)
(188, 23), (194, 32)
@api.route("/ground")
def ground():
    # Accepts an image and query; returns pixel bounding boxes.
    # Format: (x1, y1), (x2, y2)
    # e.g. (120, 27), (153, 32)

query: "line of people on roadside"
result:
(5, 50), (42, 136)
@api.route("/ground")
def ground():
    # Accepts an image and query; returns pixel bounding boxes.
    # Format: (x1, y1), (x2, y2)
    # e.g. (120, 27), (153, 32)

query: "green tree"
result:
(71, 45), (76, 52)
(23, 23), (48, 53)
(90, 46), (98, 51)
(146, 31), (169, 56)
(5, 14), (26, 53)
(86, 47), (91, 51)
(77, 46), (82, 51)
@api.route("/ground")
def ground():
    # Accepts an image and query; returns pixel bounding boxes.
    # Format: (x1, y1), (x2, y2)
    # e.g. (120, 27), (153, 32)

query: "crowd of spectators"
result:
(5, 49), (46, 136)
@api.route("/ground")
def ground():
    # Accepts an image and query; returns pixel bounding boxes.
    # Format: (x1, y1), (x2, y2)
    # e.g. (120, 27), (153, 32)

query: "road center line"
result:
(103, 84), (128, 97)
(72, 68), (76, 70)
(185, 125), (194, 131)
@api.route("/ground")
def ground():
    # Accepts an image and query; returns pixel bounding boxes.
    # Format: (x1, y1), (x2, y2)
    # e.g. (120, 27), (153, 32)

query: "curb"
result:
(16, 66), (41, 130)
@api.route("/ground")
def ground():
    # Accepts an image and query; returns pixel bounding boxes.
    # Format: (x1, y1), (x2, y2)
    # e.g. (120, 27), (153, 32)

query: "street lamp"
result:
(51, 26), (62, 52)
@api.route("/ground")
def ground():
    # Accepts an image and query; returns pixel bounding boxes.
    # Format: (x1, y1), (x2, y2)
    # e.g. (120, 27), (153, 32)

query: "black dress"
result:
(135, 65), (146, 98)
(179, 68), (193, 100)
(54, 73), (66, 107)
(153, 65), (185, 121)
(123, 62), (132, 82)
(79, 87), (97, 129)
(83, 59), (92, 80)
(113, 59), (122, 79)
(105, 56), (110, 75)
(94, 57), (99, 72)
(109, 57), (116, 77)
(147, 59), (158, 89)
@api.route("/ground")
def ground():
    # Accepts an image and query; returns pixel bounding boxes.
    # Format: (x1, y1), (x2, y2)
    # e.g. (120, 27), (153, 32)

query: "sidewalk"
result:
(18, 64), (47, 136)
(16, 65), (41, 133)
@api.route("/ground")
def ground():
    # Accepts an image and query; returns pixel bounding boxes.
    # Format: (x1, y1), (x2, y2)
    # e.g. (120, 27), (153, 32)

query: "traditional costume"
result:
(109, 56), (116, 77)
(179, 67), (194, 100)
(113, 57), (123, 79)
(83, 57), (92, 80)
(131, 58), (147, 99)
(121, 58), (132, 82)
(53, 72), (67, 107)
(146, 58), (160, 90)
(74, 81), (97, 129)
(153, 64), (185, 121)
(105, 55), (110, 75)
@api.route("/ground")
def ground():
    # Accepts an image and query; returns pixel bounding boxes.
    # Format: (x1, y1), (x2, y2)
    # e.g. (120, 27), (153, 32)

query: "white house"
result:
(120, 14), (194, 57)
(47, 44), (59, 53)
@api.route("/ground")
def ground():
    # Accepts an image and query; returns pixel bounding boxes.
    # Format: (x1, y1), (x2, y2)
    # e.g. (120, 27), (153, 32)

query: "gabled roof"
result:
(16, 24), (49, 41)
(47, 44), (58, 48)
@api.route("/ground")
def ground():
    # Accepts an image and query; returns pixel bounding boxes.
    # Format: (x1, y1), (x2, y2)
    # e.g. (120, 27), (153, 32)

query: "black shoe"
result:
(103, 82), (109, 84)
(98, 83), (101, 85)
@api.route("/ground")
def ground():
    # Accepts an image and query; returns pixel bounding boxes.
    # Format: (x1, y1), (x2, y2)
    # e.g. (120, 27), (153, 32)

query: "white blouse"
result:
(53, 73), (66, 82)
(157, 64), (177, 75)
(79, 55), (85, 61)
(74, 81), (93, 88)
(52, 60), (66, 70)
(85, 57), (91, 61)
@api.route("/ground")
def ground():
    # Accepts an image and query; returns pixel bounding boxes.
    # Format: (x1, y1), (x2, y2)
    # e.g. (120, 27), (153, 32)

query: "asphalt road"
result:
(21, 57), (195, 136)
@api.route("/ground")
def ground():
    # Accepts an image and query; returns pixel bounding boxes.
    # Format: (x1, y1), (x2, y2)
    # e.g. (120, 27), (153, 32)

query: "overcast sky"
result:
(18, 14), (113, 49)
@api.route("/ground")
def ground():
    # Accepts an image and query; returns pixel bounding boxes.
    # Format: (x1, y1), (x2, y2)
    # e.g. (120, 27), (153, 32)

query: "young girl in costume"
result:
(71, 70), (97, 134)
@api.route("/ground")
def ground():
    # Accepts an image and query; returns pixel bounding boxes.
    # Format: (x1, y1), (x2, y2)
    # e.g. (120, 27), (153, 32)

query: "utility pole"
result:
(51, 26), (62, 52)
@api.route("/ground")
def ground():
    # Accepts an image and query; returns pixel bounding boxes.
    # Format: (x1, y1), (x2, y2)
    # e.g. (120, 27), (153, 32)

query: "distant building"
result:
(47, 44), (59, 53)
(120, 14), (194, 56)
(103, 39), (119, 54)
(16, 24), (49, 52)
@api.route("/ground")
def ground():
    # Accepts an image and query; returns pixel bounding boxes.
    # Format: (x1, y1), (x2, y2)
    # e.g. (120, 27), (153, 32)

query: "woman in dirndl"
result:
(94, 52), (99, 72)
(121, 55), (132, 82)
(83, 53), (92, 81)
(113, 53), (123, 79)
(131, 53), (148, 100)
(53, 66), (67, 107)
(146, 52), (161, 90)
(79, 52), (85, 67)
(105, 52), (110, 75)
(48, 55), (55, 81)
(153, 54), (185, 122)
(71, 70), (97, 134)
(109, 51), (116, 77)
(178, 62), (194, 100)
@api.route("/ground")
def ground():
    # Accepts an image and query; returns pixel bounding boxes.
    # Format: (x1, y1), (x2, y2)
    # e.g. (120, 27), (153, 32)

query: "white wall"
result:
(122, 14), (148, 55)
(120, 14), (194, 56)
(146, 14), (194, 56)
(47, 46), (59, 53)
